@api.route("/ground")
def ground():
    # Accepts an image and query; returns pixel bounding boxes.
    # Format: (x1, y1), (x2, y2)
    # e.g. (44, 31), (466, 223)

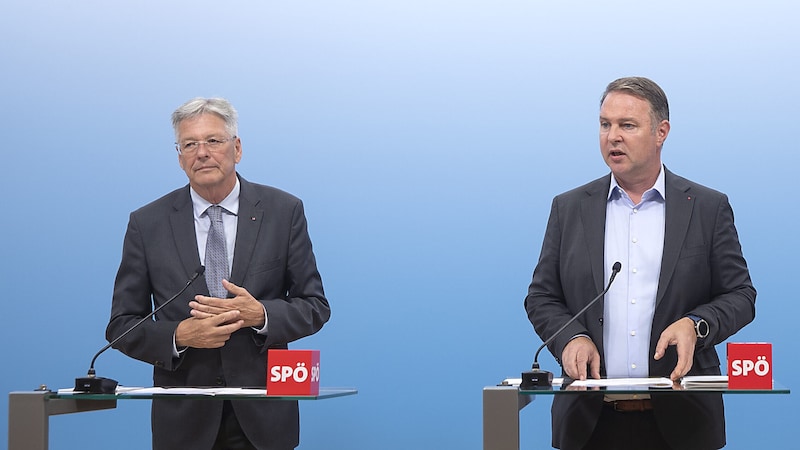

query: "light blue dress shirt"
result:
(172, 179), (267, 356)
(603, 166), (666, 378)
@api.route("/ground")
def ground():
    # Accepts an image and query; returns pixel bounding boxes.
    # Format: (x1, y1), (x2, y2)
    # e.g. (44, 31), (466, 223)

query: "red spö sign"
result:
(267, 349), (320, 396)
(727, 342), (772, 389)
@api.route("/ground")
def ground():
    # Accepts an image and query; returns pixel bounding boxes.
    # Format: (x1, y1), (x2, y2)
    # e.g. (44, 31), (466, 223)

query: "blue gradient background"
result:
(1, 1), (796, 449)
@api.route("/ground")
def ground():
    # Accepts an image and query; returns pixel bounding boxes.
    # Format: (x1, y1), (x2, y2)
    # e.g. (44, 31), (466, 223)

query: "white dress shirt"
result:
(603, 166), (666, 378)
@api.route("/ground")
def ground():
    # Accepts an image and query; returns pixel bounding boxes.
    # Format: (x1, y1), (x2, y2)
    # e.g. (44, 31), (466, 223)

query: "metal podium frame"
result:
(482, 385), (533, 450)
(9, 388), (116, 450)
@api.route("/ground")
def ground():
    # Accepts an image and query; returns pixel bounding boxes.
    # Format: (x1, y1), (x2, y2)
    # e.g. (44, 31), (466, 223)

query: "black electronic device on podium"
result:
(74, 266), (205, 393)
(521, 262), (621, 389)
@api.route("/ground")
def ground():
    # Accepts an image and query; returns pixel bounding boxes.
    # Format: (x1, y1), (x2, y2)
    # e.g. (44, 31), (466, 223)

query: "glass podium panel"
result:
(8, 387), (358, 450)
(50, 386), (358, 401)
(483, 379), (790, 450)
(516, 380), (790, 395)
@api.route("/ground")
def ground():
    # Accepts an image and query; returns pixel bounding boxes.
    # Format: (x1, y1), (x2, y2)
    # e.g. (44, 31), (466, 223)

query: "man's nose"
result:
(606, 125), (623, 142)
(195, 141), (212, 156)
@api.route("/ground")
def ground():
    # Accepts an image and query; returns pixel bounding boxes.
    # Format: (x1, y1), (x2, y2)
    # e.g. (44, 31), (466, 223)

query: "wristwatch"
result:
(687, 314), (709, 339)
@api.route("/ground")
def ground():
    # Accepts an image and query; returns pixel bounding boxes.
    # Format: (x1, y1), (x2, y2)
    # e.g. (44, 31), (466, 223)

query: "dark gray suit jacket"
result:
(106, 175), (330, 450)
(525, 168), (755, 450)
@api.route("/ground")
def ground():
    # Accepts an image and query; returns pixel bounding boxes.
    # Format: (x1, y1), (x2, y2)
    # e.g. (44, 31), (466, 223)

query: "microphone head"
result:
(612, 261), (622, 272)
(196, 265), (206, 275)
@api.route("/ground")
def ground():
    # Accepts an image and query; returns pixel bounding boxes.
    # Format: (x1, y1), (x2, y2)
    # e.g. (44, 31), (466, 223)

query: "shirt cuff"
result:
(251, 304), (269, 335)
(172, 333), (187, 358)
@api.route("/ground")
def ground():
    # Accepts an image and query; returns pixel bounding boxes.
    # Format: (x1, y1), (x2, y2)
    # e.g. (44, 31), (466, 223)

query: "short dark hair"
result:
(600, 77), (669, 131)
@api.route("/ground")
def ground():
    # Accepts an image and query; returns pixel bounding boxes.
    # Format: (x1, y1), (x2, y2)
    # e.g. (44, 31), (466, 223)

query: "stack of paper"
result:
(680, 375), (728, 388)
(570, 377), (674, 388)
(58, 387), (269, 396)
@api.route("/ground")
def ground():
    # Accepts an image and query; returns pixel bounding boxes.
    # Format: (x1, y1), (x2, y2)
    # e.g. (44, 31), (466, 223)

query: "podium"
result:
(8, 385), (358, 450)
(482, 379), (790, 450)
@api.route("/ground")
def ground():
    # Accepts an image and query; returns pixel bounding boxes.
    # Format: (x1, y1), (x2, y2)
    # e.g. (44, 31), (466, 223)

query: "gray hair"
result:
(600, 77), (669, 132)
(172, 97), (239, 141)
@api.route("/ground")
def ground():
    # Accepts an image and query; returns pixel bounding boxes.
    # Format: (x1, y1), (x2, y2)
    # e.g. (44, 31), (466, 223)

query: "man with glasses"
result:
(106, 97), (330, 450)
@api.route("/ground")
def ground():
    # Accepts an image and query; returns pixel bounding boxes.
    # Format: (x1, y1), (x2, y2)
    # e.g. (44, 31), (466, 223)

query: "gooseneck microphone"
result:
(74, 266), (205, 394)
(521, 262), (622, 389)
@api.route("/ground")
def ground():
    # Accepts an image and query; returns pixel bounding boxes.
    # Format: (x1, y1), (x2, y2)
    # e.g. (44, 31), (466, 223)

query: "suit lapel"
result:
(580, 175), (611, 361)
(230, 177), (263, 286)
(169, 186), (204, 284)
(582, 175), (611, 294)
(656, 169), (694, 306)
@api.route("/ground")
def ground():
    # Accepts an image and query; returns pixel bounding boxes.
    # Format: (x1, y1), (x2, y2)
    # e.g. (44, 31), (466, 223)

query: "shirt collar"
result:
(608, 164), (666, 202)
(190, 177), (241, 218)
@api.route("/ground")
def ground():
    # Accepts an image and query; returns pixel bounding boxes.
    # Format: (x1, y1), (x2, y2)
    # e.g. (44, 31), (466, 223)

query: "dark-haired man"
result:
(525, 77), (755, 450)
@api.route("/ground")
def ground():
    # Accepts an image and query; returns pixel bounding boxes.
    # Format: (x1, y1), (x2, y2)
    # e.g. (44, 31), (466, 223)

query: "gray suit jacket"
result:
(525, 168), (755, 450)
(106, 175), (330, 450)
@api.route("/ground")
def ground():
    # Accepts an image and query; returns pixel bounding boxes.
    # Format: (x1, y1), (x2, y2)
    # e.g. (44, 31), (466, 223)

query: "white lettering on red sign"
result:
(269, 362), (320, 383)
(730, 356), (770, 377)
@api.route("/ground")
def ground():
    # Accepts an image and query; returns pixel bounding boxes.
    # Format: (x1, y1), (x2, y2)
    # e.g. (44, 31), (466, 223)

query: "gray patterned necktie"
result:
(205, 205), (229, 298)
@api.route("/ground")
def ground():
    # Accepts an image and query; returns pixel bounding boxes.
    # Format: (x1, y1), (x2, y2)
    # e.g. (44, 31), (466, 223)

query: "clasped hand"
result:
(175, 279), (265, 349)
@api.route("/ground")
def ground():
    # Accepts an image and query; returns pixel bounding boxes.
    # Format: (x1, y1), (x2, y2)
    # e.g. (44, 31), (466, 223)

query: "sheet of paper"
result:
(502, 376), (731, 389)
(501, 377), (565, 387)
(681, 375), (728, 388)
(120, 387), (218, 395)
(57, 387), (268, 396)
(570, 377), (674, 388)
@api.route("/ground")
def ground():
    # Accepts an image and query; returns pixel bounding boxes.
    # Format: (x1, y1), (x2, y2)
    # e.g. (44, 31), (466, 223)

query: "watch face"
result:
(696, 319), (709, 338)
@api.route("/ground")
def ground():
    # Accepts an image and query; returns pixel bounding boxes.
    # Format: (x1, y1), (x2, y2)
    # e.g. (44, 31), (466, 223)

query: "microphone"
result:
(521, 262), (622, 389)
(74, 266), (205, 394)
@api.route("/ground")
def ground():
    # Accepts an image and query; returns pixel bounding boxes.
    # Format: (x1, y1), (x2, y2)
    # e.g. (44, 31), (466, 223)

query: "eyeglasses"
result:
(176, 136), (236, 155)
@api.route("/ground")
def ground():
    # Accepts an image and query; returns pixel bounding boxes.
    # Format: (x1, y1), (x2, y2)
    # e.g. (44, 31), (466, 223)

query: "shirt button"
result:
(631, 364), (637, 369)
(632, 268), (638, 274)
(632, 237), (638, 243)
(631, 299), (637, 304)
(630, 330), (636, 336)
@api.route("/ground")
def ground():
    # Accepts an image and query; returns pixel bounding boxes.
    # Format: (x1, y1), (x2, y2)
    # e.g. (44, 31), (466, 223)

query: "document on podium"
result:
(574, 376), (731, 389)
(57, 387), (269, 396)
(501, 377), (566, 387)
(570, 377), (674, 388)
(680, 375), (728, 388)
(501, 377), (673, 388)
(503, 376), (730, 389)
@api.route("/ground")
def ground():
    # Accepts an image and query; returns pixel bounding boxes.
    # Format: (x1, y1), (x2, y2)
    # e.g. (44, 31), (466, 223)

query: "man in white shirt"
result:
(525, 77), (755, 450)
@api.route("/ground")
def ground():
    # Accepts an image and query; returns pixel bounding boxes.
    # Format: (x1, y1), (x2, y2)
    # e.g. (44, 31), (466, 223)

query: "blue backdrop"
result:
(2, 1), (796, 449)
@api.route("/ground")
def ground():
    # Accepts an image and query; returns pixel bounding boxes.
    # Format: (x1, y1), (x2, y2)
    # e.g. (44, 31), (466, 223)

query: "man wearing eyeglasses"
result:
(106, 97), (330, 450)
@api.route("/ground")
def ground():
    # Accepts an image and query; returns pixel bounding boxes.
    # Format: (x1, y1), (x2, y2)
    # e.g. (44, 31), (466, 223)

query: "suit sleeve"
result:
(689, 194), (756, 348)
(524, 197), (591, 365)
(260, 200), (330, 348)
(105, 212), (183, 370)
